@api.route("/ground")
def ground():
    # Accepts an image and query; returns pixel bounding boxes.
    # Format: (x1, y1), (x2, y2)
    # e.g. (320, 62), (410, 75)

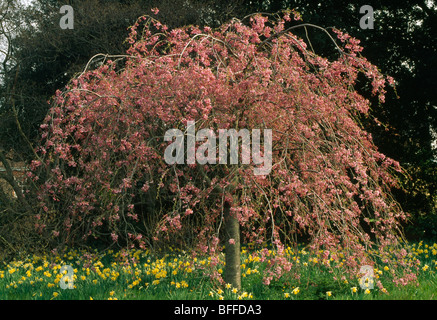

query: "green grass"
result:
(1, 241), (436, 300)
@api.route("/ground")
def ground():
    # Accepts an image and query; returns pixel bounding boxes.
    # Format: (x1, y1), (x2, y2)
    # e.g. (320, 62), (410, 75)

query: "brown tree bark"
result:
(223, 200), (241, 290)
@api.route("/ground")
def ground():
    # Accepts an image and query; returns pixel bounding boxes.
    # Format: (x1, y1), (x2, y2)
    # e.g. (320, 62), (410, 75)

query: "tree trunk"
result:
(223, 200), (241, 290)
(0, 150), (31, 212)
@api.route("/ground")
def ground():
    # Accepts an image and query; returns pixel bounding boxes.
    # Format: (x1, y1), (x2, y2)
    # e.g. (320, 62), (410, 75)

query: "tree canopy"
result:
(27, 11), (419, 288)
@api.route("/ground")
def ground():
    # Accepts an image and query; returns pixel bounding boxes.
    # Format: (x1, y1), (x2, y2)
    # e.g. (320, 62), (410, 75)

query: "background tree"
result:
(0, 0), (39, 256)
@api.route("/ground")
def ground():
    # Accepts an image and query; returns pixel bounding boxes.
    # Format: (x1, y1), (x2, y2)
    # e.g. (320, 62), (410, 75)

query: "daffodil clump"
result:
(209, 283), (254, 301)
(0, 241), (435, 300)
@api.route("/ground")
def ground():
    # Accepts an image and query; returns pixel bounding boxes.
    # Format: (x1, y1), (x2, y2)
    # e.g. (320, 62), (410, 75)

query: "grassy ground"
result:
(1, 241), (436, 300)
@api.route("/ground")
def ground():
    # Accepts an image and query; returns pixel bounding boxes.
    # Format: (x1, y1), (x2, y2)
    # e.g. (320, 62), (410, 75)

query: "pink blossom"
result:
(111, 233), (118, 242)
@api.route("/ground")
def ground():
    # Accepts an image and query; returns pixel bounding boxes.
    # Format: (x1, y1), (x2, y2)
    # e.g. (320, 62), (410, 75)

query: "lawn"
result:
(1, 241), (436, 300)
